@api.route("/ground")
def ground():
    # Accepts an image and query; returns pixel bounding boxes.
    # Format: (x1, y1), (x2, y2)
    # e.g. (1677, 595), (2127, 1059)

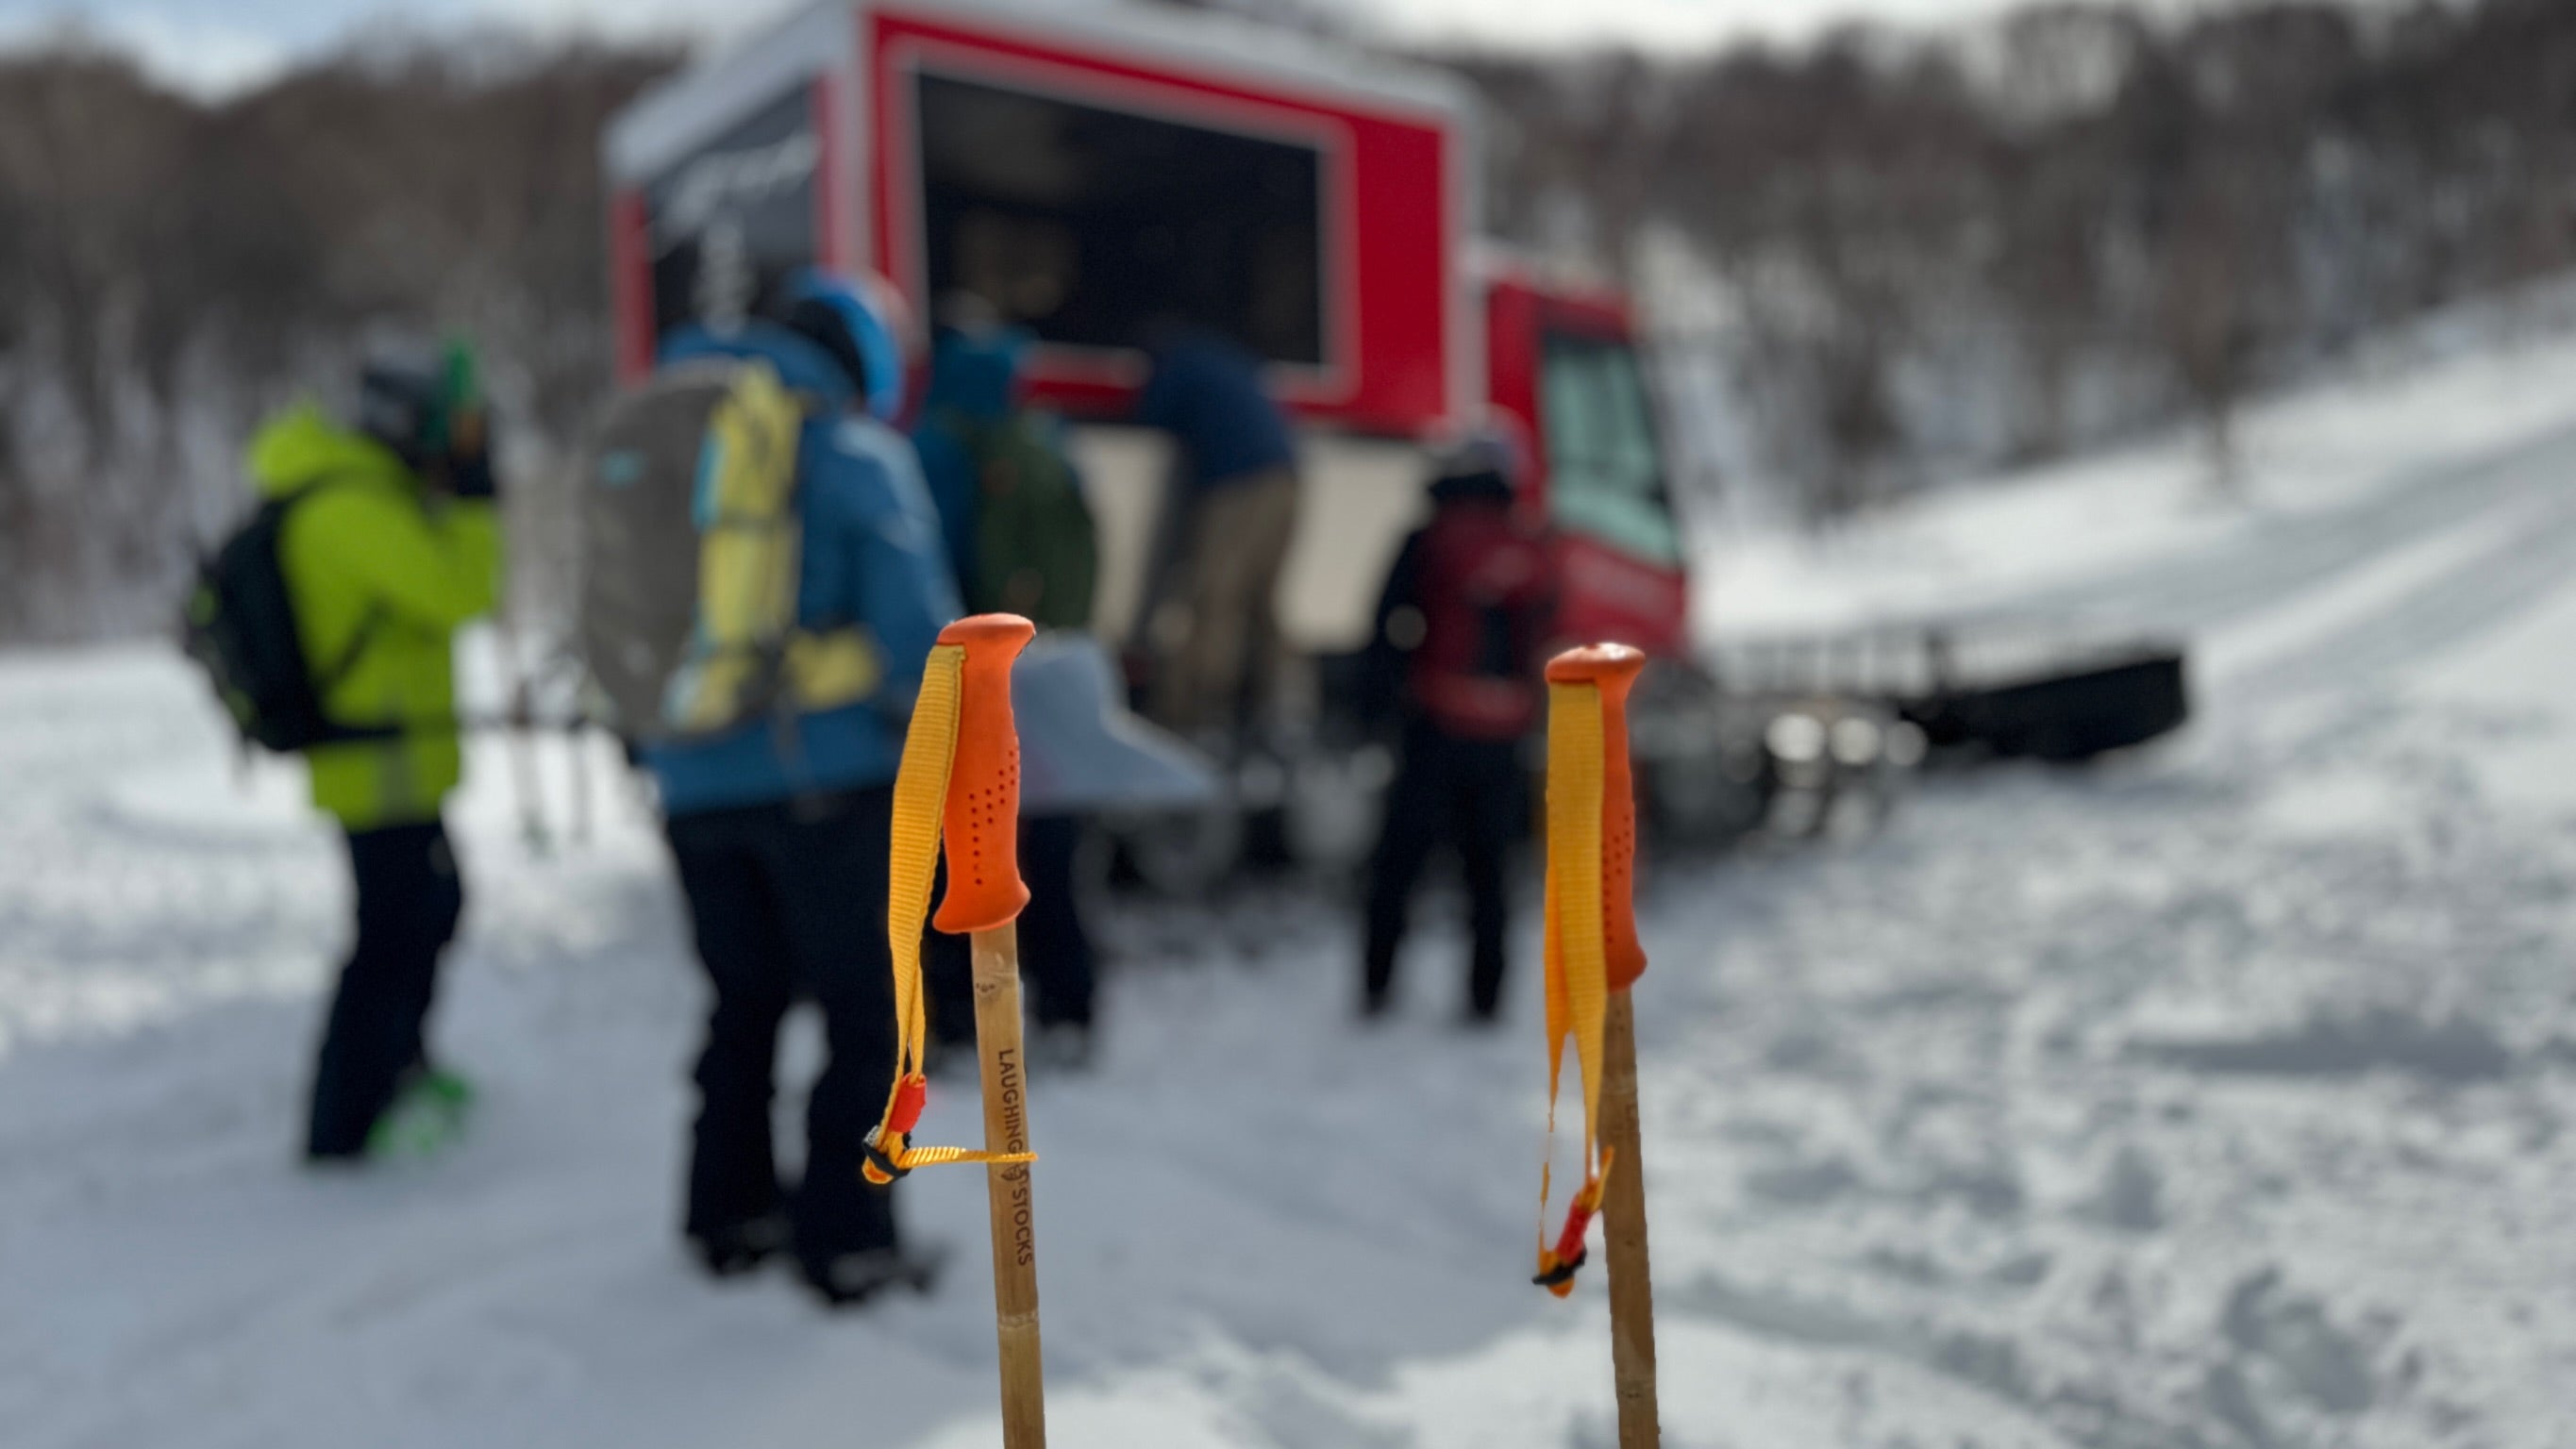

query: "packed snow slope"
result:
(8, 319), (2576, 1446)
(1700, 278), (2576, 644)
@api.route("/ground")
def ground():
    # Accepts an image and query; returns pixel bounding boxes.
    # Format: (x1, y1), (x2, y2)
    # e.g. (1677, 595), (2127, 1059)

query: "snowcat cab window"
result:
(914, 72), (1325, 367)
(1541, 332), (1679, 566)
(644, 87), (821, 343)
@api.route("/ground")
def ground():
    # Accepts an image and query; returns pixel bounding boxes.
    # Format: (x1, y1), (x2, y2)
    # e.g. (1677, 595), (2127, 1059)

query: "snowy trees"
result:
(0, 39), (672, 642)
(4, 0), (2576, 632)
(1448, 0), (2576, 520)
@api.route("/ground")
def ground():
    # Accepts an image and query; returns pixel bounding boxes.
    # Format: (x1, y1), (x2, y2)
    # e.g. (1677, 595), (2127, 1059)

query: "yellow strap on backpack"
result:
(669, 359), (882, 734)
(860, 640), (1036, 1186)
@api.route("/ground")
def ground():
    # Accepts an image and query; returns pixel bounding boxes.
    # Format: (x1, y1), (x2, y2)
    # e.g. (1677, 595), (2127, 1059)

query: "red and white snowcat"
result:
(604, 0), (1865, 881)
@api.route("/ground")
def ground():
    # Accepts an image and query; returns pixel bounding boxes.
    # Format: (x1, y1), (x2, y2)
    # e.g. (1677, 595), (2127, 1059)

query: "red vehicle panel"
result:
(862, 5), (1461, 434)
(1554, 533), (1689, 657)
(604, 1), (1689, 658)
(1484, 272), (1690, 658)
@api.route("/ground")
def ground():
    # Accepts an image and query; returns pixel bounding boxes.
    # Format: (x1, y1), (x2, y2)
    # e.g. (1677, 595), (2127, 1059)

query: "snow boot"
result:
(801, 1244), (945, 1309)
(690, 1212), (790, 1279)
(364, 1066), (475, 1158)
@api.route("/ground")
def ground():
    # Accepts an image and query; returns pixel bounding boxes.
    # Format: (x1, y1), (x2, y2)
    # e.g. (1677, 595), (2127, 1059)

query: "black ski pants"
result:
(665, 788), (904, 1269)
(1363, 718), (1527, 1019)
(1019, 814), (1097, 1029)
(308, 820), (463, 1158)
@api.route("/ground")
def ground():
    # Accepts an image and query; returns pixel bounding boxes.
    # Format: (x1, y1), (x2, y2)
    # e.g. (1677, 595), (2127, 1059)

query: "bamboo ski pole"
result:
(934, 614), (1047, 1448)
(1537, 643), (1660, 1449)
(1599, 990), (1659, 1449)
(861, 616), (1048, 1436)
(967, 918), (1044, 1445)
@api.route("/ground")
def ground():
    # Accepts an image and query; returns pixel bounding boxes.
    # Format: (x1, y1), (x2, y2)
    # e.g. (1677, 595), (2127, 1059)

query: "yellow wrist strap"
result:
(861, 641), (1036, 1186)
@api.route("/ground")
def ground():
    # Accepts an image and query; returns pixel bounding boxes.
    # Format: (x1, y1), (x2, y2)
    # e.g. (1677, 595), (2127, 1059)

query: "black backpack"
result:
(182, 484), (386, 754)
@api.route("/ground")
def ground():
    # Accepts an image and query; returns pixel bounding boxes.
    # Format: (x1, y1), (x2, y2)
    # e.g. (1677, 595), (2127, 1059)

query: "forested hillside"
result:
(0, 39), (672, 640)
(1449, 0), (2576, 513)
(2, 0), (2570, 641)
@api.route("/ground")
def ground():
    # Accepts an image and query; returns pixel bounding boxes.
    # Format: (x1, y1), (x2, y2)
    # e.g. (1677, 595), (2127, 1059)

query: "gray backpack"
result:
(577, 357), (880, 744)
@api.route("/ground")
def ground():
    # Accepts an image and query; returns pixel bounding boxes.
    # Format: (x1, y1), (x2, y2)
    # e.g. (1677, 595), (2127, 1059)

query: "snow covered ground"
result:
(8, 320), (2576, 1447)
(1699, 277), (2576, 643)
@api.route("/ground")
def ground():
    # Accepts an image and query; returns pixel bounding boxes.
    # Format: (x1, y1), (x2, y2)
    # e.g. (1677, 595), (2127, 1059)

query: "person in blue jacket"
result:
(642, 269), (962, 1307)
(1133, 320), (1302, 737)
(909, 307), (1011, 601)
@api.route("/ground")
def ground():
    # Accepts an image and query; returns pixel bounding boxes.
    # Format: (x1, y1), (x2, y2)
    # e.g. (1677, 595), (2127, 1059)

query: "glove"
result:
(443, 402), (499, 500)
(446, 446), (499, 501)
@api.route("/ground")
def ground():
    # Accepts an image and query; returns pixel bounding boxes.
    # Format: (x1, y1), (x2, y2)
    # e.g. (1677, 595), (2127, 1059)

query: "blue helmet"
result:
(772, 267), (911, 423)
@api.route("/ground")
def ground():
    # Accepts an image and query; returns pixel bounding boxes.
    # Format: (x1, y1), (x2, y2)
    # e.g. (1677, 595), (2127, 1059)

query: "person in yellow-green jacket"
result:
(253, 340), (502, 1162)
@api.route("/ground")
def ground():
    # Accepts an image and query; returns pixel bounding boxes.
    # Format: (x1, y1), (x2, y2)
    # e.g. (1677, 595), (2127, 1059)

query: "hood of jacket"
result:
(245, 404), (413, 499)
(660, 320), (861, 414)
(922, 328), (1026, 425)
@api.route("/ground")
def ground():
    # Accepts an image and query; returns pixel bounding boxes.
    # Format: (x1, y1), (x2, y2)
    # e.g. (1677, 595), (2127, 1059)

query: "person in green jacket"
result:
(256, 340), (503, 1161)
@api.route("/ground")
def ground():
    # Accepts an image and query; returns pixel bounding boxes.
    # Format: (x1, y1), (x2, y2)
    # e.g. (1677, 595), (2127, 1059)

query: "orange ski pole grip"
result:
(1545, 644), (1648, 991)
(933, 613), (1034, 936)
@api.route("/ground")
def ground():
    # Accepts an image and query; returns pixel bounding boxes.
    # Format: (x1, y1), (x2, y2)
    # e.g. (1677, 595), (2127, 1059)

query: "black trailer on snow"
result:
(1712, 624), (2191, 766)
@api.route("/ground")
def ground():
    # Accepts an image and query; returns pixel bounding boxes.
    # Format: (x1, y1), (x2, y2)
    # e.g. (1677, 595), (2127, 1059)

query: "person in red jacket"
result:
(1357, 428), (1556, 1024)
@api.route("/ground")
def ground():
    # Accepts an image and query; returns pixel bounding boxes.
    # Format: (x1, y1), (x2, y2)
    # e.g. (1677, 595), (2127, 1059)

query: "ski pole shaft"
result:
(971, 921), (1045, 1448)
(1600, 990), (1660, 1449)
(936, 614), (1045, 1448)
(1544, 643), (1659, 1447)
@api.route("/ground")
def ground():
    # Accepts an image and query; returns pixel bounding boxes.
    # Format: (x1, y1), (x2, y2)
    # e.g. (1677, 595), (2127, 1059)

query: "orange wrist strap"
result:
(1533, 644), (1648, 1294)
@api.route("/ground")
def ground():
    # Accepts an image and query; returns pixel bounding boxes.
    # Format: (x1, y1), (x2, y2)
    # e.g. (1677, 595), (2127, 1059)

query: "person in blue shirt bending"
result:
(1133, 319), (1302, 739)
(642, 271), (962, 1307)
